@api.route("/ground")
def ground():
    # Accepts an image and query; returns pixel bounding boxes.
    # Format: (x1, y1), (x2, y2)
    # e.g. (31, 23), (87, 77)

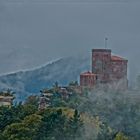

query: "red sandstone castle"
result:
(80, 49), (128, 89)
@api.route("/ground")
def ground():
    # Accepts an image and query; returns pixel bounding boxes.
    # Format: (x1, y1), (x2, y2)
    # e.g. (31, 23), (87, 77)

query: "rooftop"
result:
(111, 55), (128, 61)
(0, 96), (14, 99)
(92, 49), (111, 52)
(0, 102), (11, 106)
(80, 71), (97, 76)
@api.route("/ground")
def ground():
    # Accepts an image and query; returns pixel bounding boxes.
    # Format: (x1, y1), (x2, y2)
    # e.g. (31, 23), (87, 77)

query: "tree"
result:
(3, 114), (42, 140)
(69, 81), (79, 86)
(52, 81), (59, 93)
(114, 132), (131, 140)
(97, 122), (114, 140)
(36, 108), (67, 140)
(0, 106), (18, 131)
(24, 95), (39, 107)
(67, 109), (83, 140)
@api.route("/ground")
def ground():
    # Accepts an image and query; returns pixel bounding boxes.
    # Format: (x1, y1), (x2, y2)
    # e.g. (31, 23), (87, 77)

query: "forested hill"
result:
(0, 56), (90, 101)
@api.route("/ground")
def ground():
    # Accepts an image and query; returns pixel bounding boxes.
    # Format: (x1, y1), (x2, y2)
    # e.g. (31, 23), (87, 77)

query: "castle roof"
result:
(111, 55), (127, 61)
(80, 71), (96, 76)
(92, 49), (111, 53)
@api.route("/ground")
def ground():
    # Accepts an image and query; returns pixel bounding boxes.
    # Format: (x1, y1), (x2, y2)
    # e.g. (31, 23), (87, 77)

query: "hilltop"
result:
(0, 56), (90, 101)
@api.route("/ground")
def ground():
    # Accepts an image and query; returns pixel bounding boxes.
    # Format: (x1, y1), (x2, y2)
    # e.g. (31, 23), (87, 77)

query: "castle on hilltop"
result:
(80, 49), (128, 89)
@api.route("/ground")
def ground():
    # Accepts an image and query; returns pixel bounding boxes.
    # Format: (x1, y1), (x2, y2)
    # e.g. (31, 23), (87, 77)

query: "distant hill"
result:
(0, 56), (90, 101)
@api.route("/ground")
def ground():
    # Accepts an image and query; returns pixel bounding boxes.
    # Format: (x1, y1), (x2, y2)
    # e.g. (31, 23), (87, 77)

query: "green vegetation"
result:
(0, 84), (139, 140)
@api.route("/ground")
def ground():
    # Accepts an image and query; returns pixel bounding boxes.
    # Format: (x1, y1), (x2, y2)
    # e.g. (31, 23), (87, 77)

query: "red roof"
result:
(111, 55), (127, 61)
(80, 71), (96, 76)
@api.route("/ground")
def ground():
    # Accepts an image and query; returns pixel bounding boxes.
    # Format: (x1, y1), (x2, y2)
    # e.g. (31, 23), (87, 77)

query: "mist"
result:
(73, 85), (140, 139)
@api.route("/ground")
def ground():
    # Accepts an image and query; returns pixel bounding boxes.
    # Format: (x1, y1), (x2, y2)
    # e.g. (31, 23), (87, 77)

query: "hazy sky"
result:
(0, 0), (140, 81)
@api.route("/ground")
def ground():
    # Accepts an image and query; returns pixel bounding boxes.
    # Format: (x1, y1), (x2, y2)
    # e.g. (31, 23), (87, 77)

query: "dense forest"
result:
(0, 83), (140, 140)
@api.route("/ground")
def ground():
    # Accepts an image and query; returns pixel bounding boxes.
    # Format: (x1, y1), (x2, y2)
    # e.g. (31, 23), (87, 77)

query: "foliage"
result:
(24, 95), (39, 107)
(0, 85), (139, 140)
(0, 100), (37, 132)
(3, 114), (42, 140)
(35, 109), (83, 140)
(114, 132), (131, 140)
(69, 81), (79, 86)
(66, 109), (83, 139)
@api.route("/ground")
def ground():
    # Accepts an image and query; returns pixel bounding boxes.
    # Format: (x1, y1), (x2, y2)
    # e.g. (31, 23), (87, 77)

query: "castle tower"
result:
(92, 49), (111, 83)
(80, 71), (97, 88)
(110, 55), (128, 89)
